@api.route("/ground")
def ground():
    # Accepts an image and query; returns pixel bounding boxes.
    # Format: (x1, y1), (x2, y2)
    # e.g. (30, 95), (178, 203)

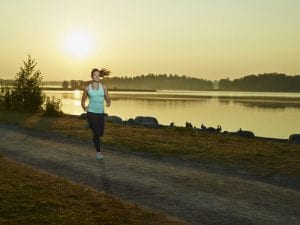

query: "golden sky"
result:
(0, 0), (299, 81)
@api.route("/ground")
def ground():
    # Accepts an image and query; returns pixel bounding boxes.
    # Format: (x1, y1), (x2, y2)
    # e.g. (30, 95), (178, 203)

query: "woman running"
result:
(81, 68), (111, 160)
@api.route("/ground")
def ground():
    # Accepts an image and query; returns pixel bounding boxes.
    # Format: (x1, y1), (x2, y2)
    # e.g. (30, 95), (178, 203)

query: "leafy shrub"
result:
(0, 86), (12, 110)
(9, 55), (45, 112)
(44, 96), (63, 117)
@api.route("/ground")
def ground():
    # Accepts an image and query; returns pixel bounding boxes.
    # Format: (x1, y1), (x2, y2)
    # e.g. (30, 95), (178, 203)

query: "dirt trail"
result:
(0, 124), (299, 225)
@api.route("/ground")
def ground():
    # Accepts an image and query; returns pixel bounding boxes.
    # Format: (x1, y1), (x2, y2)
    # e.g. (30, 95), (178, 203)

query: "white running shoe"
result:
(96, 152), (104, 160)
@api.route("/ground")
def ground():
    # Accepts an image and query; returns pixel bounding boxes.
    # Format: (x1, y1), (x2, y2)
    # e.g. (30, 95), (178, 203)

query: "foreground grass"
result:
(0, 155), (185, 225)
(0, 110), (299, 178)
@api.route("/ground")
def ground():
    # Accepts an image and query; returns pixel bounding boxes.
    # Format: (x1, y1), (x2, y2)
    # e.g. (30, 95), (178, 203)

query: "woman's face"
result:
(92, 71), (100, 82)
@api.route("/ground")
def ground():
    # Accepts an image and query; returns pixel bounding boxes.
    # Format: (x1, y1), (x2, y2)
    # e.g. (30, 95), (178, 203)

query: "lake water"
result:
(44, 90), (300, 139)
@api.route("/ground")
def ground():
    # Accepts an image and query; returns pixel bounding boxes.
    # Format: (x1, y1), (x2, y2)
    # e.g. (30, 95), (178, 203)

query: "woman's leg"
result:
(93, 134), (101, 152)
(87, 112), (101, 153)
(98, 113), (105, 137)
(94, 113), (105, 152)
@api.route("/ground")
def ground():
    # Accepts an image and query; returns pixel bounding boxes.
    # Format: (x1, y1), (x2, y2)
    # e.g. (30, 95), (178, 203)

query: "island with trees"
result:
(1, 72), (299, 92)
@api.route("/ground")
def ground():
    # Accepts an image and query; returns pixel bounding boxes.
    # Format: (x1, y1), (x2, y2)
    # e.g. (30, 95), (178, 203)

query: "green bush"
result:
(10, 55), (45, 112)
(0, 55), (65, 115)
(0, 86), (12, 110)
(43, 96), (63, 117)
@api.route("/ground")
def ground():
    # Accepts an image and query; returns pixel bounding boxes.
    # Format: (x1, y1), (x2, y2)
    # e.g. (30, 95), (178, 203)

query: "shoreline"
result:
(68, 112), (291, 142)
(0, 109), (299, 181)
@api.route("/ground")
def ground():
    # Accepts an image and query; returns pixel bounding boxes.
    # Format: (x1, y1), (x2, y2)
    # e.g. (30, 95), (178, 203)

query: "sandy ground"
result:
(0, 124), (299, 225)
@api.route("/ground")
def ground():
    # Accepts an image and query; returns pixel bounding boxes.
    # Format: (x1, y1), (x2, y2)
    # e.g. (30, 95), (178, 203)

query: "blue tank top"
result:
(87, 83), (104, 113)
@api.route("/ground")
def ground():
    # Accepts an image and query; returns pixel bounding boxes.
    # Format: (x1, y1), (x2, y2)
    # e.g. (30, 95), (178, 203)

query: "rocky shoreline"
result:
(76, 113), (299, 144)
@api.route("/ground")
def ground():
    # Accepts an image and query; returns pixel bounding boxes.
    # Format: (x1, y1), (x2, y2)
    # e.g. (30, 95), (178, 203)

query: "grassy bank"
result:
(0, 155), (185, 225)
(0, 110), (299, 178)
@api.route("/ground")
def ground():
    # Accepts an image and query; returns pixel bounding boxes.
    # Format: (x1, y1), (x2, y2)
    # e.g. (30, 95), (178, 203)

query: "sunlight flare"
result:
(64, 29), (94, 58)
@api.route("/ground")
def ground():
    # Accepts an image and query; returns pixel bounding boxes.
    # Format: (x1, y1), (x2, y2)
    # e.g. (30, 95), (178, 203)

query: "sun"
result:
(64, 29), (94, 58)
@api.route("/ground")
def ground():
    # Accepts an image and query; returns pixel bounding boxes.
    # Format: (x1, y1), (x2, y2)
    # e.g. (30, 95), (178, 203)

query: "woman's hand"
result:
(82, 106), (88, 112)
(106, 101), (111, 107)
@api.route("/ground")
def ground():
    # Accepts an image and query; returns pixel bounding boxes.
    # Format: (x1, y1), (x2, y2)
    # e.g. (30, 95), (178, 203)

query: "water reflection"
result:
(218, 99), (300, 110)
(62, 91), (82, 100)
(44, 90), (300, 138)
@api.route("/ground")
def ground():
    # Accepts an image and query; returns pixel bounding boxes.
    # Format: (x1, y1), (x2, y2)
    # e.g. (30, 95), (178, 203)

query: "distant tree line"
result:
(3, 72), (300, 92)
(218, 73), (300, 92)
(0, 79), (13, 86)
(101, 73), (213, 90)
(61, 80), (86, 90)
(61, 74), (213, 91)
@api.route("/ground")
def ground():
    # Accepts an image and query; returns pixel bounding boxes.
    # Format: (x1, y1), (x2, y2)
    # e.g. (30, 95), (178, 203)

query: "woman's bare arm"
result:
(103, 85), (111, 107)
(81, 86), (88, 111)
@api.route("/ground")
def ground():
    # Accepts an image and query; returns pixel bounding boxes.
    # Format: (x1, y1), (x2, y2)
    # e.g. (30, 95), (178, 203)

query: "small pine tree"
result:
(11, 55), (45, 112)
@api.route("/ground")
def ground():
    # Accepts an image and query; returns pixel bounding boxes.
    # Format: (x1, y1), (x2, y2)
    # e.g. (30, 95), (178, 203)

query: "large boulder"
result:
(106, 115), (123, 124)
(236, 129), (255, 138)
(288, 134), (300, 144)
(124, 118), (136, 125)
(200, 124), (222, 133)
(206, 127), (219, 133)
(134, 116), (159, 127)
(222, 131), (235, 136)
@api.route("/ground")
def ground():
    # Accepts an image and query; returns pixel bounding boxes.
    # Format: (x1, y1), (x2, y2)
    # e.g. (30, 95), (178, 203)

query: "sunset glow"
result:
(64, 29), (94, 58)
(0, 0), (299, 80)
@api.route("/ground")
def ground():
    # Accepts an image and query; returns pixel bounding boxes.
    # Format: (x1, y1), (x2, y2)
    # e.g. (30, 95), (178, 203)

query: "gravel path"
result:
(0, 124), (299, 225)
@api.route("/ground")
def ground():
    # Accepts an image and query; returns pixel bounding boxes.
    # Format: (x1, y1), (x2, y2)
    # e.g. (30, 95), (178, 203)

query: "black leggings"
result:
(87, 112), (105, 152)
